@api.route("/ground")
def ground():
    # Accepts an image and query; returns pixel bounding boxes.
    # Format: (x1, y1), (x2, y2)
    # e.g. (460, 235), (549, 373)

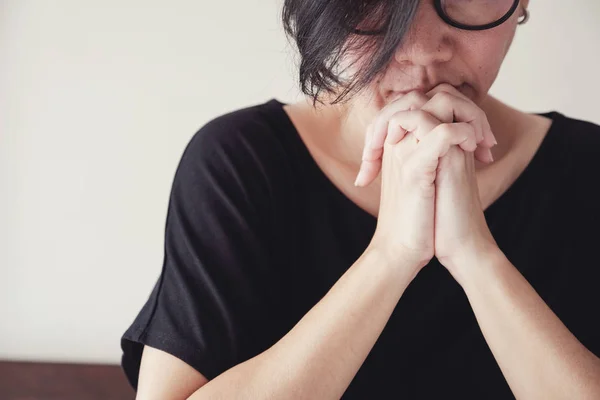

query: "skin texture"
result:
(136, 1), (600, 398)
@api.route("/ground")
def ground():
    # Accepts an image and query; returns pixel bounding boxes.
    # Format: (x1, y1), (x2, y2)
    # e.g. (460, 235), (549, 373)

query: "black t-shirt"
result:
(121, 98), (600, 399)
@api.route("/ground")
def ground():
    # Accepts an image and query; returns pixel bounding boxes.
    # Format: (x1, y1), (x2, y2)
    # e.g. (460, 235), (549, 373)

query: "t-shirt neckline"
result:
(265, 98), (564, 221)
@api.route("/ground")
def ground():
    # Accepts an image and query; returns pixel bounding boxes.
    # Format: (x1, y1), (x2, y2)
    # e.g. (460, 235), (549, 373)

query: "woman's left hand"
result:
(421, 84), (499, 279)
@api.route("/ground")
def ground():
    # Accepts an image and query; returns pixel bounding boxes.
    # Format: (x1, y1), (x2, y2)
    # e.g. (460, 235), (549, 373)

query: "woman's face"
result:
(336, 0), (529, 121)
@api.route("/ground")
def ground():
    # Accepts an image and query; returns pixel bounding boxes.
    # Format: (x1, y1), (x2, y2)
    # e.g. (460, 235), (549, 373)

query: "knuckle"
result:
(388, 114), (403, 129)
(404, 91), (429, 110)
(436, 123), (455, 139)
(464, 122), (476, 137)
(432, 91), (454, 105)
(413, 109), (431, 122)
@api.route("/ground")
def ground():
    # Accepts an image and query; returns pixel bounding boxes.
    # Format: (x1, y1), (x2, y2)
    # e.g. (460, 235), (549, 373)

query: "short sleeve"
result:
(121, 113), (291, 388)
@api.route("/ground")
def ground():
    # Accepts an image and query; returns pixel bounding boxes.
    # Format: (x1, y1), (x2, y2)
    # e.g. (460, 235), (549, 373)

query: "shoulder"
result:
(174, 100), (293, 200)
(548, 111), (600, 149)
(183, 100), (290, 172)
(165, 100), (299, 239)
(547, 111), (600, 210)
(528, 111), (600, 178)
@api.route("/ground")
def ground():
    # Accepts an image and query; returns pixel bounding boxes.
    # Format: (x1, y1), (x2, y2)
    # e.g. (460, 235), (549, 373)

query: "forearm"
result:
(189, 247), (417, 400)
(457, 249), (600, 400)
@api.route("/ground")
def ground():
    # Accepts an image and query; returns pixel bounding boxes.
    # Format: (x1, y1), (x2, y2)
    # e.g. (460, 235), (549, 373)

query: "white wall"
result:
(1, 0), (599, 364)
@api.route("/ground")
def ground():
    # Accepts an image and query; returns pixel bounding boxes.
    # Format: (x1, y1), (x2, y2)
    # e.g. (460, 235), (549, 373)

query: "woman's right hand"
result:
(358, 92), (480, 274)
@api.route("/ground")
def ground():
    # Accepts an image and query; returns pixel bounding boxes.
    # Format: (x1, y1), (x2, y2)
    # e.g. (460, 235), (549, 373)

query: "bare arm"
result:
(188, 247), (417, 399)
(455, 248), (600, 400)
(136, 346), (209, 400)
(136, 247), (419, 399)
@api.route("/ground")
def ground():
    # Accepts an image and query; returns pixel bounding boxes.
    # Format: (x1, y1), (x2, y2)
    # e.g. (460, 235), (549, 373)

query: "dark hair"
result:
(282, 0), (420, 105)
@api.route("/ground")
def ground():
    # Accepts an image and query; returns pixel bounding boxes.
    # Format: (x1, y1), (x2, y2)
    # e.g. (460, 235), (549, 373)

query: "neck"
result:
(480, 95), (524, 146)
(304, 93), (524, 173)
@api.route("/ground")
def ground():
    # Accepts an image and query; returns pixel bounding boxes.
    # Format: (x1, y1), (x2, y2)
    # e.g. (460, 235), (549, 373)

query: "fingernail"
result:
(487, 148), (494, 162)
(354, 168), (367, 187)
(362, 145), (369, 160)
(365, 126), (373, 147)
(493, 136), (498, 145)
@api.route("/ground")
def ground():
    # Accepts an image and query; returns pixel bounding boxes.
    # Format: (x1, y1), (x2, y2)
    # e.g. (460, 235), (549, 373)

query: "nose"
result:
(393, 2), (454, 66)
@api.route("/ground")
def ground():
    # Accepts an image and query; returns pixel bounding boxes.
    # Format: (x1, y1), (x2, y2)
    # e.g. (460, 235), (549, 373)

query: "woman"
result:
(121, 0), (600, 398)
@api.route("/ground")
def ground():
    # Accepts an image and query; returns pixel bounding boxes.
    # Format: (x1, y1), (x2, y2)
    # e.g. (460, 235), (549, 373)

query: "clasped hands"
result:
(356, 83), (501, 281)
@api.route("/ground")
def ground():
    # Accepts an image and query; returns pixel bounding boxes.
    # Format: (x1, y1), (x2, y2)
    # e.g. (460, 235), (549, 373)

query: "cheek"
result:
(464, 27), (517, 98)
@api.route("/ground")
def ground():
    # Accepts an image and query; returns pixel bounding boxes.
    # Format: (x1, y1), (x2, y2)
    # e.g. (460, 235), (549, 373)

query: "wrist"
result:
(444, 242), (506, 287)
(364, 244), (428, 282)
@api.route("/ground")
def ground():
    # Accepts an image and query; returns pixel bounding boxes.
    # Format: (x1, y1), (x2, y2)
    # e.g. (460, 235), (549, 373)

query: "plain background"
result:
(1, 0), (599, 365)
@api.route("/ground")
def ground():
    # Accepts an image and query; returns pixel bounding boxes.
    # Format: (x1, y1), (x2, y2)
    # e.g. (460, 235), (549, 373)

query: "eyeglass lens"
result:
(440, 0), (516, 27)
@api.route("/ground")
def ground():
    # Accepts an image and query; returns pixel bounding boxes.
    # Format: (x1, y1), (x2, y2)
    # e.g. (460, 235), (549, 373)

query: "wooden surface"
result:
(0, 360), (135, 400)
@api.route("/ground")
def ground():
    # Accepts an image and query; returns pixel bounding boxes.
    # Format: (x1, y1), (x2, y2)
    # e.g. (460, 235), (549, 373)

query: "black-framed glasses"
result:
(352, 0), (521, 35)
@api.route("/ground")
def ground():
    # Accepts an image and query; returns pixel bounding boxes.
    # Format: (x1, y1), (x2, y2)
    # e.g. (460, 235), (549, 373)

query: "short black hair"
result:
(282, 0), (420, 105)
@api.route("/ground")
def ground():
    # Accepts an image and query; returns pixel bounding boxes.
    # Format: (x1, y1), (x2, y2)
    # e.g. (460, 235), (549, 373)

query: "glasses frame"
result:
(434, 0), (520, 31)
(352, 0), (521, 35)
